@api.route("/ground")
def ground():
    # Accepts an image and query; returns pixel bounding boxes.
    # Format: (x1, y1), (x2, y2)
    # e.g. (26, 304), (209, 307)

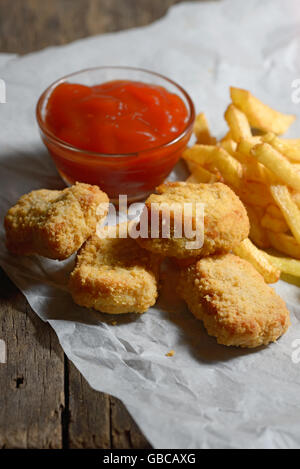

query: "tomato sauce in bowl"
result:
(37, 67), (195, 202)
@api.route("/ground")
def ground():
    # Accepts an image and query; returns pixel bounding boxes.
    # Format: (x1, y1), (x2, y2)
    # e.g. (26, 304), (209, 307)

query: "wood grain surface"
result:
(0, 268), (151, 448)
(0, 0), (211, 449)
(0, 0), (214, 55)
(0, 273), (64, 449)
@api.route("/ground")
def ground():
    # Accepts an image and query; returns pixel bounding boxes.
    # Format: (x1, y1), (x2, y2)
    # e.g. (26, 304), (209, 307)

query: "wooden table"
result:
(0, 0), (211, 449)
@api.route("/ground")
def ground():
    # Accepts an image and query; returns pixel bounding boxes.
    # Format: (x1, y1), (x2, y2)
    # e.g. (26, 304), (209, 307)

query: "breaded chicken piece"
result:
(69, 225), (161, 314)
(5, 182), (109, 260)
(177, 254), (290, 348)
(136, 182), (249, 259)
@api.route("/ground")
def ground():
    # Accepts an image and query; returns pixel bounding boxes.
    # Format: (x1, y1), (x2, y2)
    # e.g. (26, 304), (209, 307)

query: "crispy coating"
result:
(5, 182), (109, 260)
(136, 182), (249, 259)
(177, 253), (290, 348)
(69, 225), (161, 314)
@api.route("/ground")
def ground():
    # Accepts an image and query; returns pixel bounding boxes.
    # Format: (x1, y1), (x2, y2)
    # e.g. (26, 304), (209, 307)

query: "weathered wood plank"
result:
(0, 269), (65, 449)
(68, 361), (111, 448)
(110, 396), (151, 449)
(0, 0), (204, 55)
(68, 361), (151, 448)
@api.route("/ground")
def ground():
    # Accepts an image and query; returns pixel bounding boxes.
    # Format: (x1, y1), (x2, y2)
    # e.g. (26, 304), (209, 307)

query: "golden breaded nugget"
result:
(177, 254), (290, 348)
(69, 225), (161, 314)
(5, 182), (109, 260)
(136, 182), (249, 259)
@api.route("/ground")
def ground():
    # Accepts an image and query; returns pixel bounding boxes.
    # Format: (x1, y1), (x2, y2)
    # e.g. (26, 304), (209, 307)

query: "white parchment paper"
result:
(1, 0), (300, 449)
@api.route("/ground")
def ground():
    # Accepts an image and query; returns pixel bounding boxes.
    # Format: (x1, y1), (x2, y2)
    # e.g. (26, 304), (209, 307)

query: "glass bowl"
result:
(36, 66), (195, 203)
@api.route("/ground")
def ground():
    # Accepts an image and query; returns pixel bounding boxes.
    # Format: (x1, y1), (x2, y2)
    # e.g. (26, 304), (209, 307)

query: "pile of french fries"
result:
(183, 87), (300, 282)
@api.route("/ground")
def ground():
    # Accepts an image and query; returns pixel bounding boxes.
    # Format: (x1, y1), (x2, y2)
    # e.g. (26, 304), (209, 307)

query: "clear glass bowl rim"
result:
(36, 65), (195, 159)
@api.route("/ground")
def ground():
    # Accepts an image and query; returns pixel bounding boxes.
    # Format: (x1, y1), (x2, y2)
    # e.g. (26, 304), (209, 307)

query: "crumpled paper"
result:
(1, 0), (300, 449)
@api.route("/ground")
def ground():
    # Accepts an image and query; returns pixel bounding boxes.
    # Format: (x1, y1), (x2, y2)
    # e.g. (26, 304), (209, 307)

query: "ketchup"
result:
(41, 79), (193, 201)
(45, 80), (189, 154)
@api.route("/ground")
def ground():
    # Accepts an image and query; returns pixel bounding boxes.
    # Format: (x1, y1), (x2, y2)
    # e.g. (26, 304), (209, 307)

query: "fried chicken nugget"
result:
(136, 182), (249, 259)
(5, 182), (109, 260)
(177, 254), (290, 348)
(69, 224), (161, 314)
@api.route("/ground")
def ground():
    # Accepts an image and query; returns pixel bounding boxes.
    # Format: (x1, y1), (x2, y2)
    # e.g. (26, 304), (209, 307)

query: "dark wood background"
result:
(0, 0), (212, 449)
(0, 0), (216, 55)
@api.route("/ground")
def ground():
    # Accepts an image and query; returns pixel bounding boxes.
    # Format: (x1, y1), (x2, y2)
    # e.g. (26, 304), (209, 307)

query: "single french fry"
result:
(270, 185), (300, 244)
(224, 104), (252, 141)
(245, 204), (270, 248)
(193, 167), (218, 183)
(182, 144), (216, 166)
(233, 238), (280, 283)
(252, 143), (300, 191)
(265, 253), (300, 277)
(262, 132), (300, 162)
(219, 139), (237, 156)
(230, 87), (295, 135)
(186, 162), (217, 183)
(267, 231), (300, 260)
(261, 213), (289, 233)
(194, 113), (216, 145)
